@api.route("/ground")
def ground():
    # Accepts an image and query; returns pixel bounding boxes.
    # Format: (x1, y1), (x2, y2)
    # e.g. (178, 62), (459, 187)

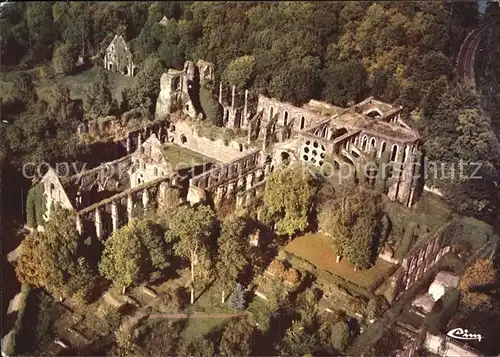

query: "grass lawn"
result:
(284, 233), (394, 288)
(37, 66), (133, 104)
(181, 317), (228, 342)
(162, 144), (218, 168)
(386, 193), (451, 234)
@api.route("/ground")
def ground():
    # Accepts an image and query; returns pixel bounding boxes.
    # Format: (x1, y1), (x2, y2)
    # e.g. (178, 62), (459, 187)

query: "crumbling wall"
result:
(172, 120), (250, 162)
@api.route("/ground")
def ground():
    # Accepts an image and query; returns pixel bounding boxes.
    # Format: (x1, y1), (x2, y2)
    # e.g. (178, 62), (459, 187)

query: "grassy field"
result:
(0, 65), (133, 105)
(162, 144), (218, 168)
(37, 66), (133, 104)
(284, 233), (394, 288)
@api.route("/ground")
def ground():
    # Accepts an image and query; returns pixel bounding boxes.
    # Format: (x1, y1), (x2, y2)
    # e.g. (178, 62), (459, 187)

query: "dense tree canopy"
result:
(318, 182), (384, 269)
(263, 165), (316, 236)
(169, 204), (216, 303)
(99, 219), (169, 290)
(15, 206), (96, 300)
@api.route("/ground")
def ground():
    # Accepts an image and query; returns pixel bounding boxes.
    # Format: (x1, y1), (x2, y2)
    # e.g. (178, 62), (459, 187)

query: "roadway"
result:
(456, 23), (491, 86)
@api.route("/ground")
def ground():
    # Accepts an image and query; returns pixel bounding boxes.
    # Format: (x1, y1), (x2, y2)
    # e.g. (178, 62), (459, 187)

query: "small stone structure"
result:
(385, 222), (455, 301)
(104, 34), (137, 77)
(411, 271), (459, 315)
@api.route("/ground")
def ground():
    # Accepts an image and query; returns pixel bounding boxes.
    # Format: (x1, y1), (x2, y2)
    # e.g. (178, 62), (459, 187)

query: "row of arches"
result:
(358, 135), (413, 163)
(267, 106), (306, 130)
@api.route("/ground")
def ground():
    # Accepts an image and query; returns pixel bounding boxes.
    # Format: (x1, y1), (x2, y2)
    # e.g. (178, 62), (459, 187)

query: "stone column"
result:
(111, 201), (118, 231)
(95, 208), (102, 239)
(126, 135), (132, 153)
(137, 134), (142, 152)
(127, 194), (133, 221)
(76, 215), (82, 235)
(244, 90), (248, 126)
(236, 194), (244, 208)
(219, 82), (223, 103)
(142, 189), (150, 208)
(246, 173), (254, 190)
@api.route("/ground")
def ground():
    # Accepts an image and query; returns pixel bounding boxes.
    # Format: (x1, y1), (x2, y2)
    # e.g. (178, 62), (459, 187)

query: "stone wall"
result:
(424, 333), (481, 357)
(172, 120), (252, 162)
(257, 95), (325, 133)
(394, 222), (454, 299)
(76, 176), (177, 240)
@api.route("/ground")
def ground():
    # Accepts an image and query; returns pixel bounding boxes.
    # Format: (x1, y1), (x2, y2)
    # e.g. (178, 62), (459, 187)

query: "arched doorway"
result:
(123, 66), (128, 75)
(181, 134), (187, 144)
(108, 63), (113, 71)
(280, 151), (290, 165)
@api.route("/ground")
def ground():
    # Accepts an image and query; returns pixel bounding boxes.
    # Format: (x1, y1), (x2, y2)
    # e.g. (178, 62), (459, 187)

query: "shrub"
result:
(267, 260), (286, 277)
(158, 287), (188, 313)
(367, 295), (389, 319)
(283, 268), (300, 285)
(97, 304), (123, 331)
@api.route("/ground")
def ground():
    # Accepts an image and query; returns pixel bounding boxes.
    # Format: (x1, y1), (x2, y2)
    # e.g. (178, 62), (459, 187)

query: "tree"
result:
(263, 165), (316, 236)
(82, 68), (115, 118)
(179, 336), (215, 357)
(156, 186), (181, 227)
(276, 320), (318, 357)
(99, 219), (168, 292)
(199, 85), (223, 125)
(330, 320), (350, 352)
(122, 54), (166, 114)
(217, 216), (248, 303)
(25, 3), (56, 61)
(139, 320), (183, 357)
(220, 317), (255, 356)
(459, 259), (497, 308)
(322, 59), (368, 106)
(15, 206), (95, 300)
(170, 204), (216, 303)
(367, 295), (389, 319)
(52, 42), (76, 76)
(227, 283), (246, 310)
(318, 183), (383, 269)
(222, 55), (256, 90)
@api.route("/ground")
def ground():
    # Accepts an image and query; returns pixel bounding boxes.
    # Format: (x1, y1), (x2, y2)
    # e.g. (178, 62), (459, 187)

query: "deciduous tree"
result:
(170, 204), (216, 303)
(220, 317), (256, 357)
(99, 219), (168, 292)
(459, 259), (497, 308)
(216, 216), (248, 303)
(263, 165), (316, 236)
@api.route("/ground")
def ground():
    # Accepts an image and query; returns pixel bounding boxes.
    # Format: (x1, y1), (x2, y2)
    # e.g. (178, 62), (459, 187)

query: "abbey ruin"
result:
(37, 59), (422, 245)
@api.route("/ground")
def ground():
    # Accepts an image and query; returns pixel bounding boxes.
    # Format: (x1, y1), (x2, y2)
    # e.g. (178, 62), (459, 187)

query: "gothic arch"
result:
(300, 116), (305, 130)
(283, 111), (289, 126)
(369, 137), (376, 151)
(361, 135), (368, 151)
(379, 141), (387, 158)
(390, 144), (399, 161)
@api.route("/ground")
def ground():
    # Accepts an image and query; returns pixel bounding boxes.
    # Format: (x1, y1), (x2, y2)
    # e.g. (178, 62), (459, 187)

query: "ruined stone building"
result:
(36, 58), (423, 243)
(104, 34), (137, 77)
(156, 59), (422, 208)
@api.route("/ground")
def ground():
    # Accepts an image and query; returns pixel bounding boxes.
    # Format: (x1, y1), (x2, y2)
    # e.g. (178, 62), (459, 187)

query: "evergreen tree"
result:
(228, 283), (246, 310)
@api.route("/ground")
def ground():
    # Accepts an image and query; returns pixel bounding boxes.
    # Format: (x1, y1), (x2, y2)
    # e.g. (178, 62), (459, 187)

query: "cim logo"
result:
(447, 328), (483, 342)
